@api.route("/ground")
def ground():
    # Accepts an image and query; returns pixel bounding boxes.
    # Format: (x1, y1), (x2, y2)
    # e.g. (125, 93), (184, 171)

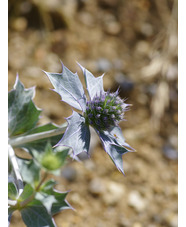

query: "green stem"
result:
(8, 145), (24, 197)
(19, 172), (48, 208)
(8, 123), (67, 147)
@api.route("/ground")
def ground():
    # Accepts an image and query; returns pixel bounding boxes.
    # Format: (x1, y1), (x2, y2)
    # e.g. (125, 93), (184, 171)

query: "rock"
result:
(11, 17), (28, 32)
(140, 23), (154, 37)
(89, 179), (125, 205)
(60, 0), (78, 19)
(152, 214), (163, 224)
(128, 190), (147, 212)
(162, 211), (178, 227)
(166, 64), (178, 81)
(70, 192), (82, 206)
(61, 166), (77, 182)
(20, 1), (32, 14)
(162, 144), (178, 160)
(168, 135), (178, 149)
(88, 178), (106, 196)
(137, 93), (148, 105)
(113, 59), (125, 71)
(115, 73), (134, 93)
(103, 181), (125, 205)
(135, 41), (150, 56)
(132, 222), (143, 227)
(104, 21), (121, 35)
(96, 58), (112, 72)
(103, 13), (121, 35)
(78, 12), (95, 27)
(84, 159), (96, 171)
(169, 214), (178, 227)
(117, 216), (131, 227)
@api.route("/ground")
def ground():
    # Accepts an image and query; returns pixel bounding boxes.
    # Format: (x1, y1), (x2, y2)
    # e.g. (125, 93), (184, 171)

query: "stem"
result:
(19, 172), (48, 208)
(8, 145), (24, 197)
(8, 123), (67, 147)
(35, 171), (48, 191)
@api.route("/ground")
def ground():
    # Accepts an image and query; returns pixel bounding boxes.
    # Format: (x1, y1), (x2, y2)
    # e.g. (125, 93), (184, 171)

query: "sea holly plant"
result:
(44, 62), (134, 174)
(8, 63), (134, 227)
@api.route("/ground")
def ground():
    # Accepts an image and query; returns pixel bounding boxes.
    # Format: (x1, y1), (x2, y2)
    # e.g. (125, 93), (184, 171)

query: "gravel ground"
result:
(9, 0), (178, 226)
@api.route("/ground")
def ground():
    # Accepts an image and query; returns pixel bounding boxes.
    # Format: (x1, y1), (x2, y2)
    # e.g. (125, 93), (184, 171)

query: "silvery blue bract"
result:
(44, 64), (87, 112)
(55, 111), (91, 156)
(44, 62), (134, 174)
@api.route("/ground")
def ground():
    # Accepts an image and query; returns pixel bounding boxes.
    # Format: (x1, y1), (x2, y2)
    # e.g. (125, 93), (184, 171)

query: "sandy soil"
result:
(9, 0), (177, 226)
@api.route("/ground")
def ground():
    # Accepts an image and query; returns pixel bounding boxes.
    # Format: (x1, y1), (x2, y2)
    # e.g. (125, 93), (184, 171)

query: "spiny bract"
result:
(44, 62), (134, 174)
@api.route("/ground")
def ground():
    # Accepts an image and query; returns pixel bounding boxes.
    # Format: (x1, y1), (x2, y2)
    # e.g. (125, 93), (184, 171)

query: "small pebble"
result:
(104, 21), (121, 35)
(166, 64), (178, 81)
(103, 181), (125, 205)
(78, 12), (95, 27)
(12, 17), (28, 32)
(133, 222), (143, 227)
(162, 211), (178, 227)
(135, 41), (150, 56)
(117, 216), (131, 227)
(88, 178), (106, 196)
(163, 144), (178, 160)
(115, 73), (134, 92)
(168, 135), (178, 149)
(61, 166), (77, 182)
(70, 192), (82, 206)
(140, 23), (154, 37)
(84, 159), (96, 171)
(96, 58), (112, 72)
(128, 190), (147, 212)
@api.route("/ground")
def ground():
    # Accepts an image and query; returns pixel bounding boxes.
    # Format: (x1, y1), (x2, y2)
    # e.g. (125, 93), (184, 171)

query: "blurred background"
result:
(8, 0), (178, 226)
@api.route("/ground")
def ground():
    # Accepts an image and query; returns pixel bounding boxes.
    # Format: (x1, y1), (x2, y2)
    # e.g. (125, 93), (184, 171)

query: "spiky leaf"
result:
(18, 184), (56, 227)
(8, 77), (41, 137)
(20, 199), (56, 227)
(17, 158), (40, 187)
(18, 183), (34, 201)
(36, 179), (72, 215)
(8, 182), (18, 200)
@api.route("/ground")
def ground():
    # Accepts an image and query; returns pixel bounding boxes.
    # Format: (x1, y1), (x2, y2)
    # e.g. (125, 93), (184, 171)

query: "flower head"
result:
(85, 91), (129, 131)
(44, 62), (134, 174)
